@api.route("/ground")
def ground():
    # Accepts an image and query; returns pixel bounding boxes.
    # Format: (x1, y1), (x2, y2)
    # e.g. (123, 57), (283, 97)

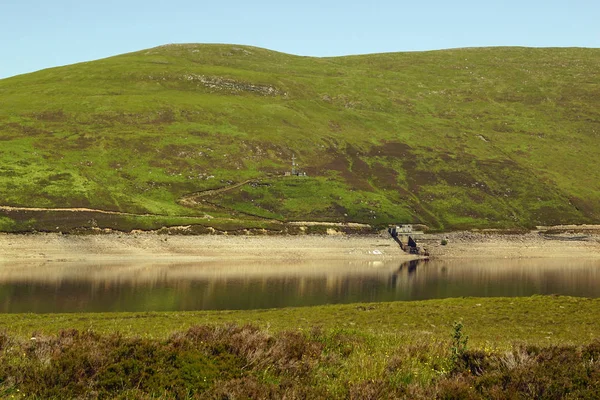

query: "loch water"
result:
(1, 258), (599, 313)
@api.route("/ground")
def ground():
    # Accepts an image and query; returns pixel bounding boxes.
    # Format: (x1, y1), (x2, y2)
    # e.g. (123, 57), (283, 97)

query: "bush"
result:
(450, 322), (468, 372)
(1, 326), (600, 399)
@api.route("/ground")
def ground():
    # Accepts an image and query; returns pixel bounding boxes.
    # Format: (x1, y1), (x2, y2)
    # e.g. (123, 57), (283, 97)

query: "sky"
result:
(1, 0), (599, 79)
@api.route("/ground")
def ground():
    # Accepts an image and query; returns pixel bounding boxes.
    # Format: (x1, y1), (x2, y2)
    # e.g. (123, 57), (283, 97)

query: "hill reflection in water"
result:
(1, 258), (599, 313)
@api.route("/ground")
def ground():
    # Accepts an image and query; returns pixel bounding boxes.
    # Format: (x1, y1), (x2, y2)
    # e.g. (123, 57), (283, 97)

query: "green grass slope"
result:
(1, 44), (599, 231)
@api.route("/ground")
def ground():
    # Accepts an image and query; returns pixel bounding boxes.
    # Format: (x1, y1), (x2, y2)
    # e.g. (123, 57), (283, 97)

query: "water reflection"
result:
(0, 258), (599, 313)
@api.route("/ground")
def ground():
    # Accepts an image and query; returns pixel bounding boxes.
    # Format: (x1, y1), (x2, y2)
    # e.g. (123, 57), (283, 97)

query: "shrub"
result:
(450, 322), (469, 372)
(1, 325), (600, 399)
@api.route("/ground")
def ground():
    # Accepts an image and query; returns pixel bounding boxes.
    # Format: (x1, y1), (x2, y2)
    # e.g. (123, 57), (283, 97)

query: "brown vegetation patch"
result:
(0, 133), (17, 141)
(529, 205), (585, 226)
(370, 162), (400, 189)
(5, 122), (50, 136)
(112, 137), (154, 155)
(438, 171), (476, 187)
(569, 196), (600, 219)
(2, 326), (599, 399)
(406, 170), (438, 194)
(491, 121), (515, 133)
(90, 112), (148, 126)
(321, 152), (355, 183)
(155, 144), (198, 162)
(32, 134), (79, 151)
(368, 141), (413, 158)
(345, 145), (374, 191)
(0, 209), (160, 232)
(476, 159), (532, 198)
(329, 120), (342, 132)
(326, 203), (350, 219)
(32, 110), (67, 122)
(150, 108), (176, 124)
(188, 130), (211, 137)
(438, 170), (493, 196)
(321, 151), (349, 173)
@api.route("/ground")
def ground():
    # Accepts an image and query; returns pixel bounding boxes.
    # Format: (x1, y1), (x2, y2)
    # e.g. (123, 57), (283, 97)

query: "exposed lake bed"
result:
(0, 233), (417, 264)
(2, 226), (599, 264)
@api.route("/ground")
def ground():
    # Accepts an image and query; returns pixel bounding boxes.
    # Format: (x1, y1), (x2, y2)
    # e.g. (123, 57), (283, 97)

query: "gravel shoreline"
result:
(0, 233), (415, 264)
(1, 228), (599, 264)
(423, 229), (600, 259)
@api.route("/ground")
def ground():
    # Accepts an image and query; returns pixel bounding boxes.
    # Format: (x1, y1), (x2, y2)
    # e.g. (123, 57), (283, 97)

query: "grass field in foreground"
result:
(1, 296), (599, 398)
(2, 296), (598, 346)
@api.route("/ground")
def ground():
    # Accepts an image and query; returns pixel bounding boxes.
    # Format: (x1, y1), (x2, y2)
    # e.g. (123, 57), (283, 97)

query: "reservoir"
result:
(1, 258), (599, 313)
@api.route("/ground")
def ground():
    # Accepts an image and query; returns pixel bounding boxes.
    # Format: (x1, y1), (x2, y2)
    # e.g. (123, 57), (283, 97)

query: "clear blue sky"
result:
(1, 0), (598, 79)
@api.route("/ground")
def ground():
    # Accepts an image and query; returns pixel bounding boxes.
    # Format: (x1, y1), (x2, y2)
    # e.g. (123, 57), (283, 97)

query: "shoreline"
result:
(422, 229), (600, 259)
(1, 228), (599, 264)
(0, 233), (417, 264)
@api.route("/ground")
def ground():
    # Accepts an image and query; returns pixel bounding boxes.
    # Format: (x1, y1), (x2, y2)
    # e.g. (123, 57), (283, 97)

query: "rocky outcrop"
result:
(147, 73), (284, 96)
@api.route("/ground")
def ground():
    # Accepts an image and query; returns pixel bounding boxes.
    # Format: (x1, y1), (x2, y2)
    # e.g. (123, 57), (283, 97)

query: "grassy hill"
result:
(1, 44), (599, 232)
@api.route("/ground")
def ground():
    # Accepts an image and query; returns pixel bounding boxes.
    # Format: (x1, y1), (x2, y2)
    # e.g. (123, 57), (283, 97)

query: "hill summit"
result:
(0, 44), (599, 232)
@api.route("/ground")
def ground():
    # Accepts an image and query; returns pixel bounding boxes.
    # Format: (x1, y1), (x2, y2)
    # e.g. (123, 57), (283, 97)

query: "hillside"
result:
(0, 44), (599, 232)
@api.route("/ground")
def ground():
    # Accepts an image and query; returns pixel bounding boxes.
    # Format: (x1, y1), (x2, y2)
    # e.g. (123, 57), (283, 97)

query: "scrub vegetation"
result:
(1, 296), (599, 399)
(1, 44), (599, 231)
